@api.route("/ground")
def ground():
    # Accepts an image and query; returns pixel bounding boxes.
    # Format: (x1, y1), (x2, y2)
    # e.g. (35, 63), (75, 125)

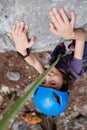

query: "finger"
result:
(28, 36), (35, 48)
(50, 10), (60, 29)
(23, 24), (29, 33)
(12, 25), (16, 36)
(50, 23), (58, 35)
(59, 8), (69, 24)
(19, 21), (25, 33)
(52, 8), (64, 26)
(15, 22), (20, 35)
(70, 11), (75, 28)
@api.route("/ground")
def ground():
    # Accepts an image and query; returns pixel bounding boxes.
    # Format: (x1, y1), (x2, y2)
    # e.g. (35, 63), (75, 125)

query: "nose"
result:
(45, 74), (51, 84)
(48, 71), (55, 76)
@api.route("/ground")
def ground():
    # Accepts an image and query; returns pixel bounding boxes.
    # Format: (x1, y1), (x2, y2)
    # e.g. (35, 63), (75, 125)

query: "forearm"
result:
(73, 28), (87, 59)
(73, 28), (86, 41)
(24, 52), (45, 74)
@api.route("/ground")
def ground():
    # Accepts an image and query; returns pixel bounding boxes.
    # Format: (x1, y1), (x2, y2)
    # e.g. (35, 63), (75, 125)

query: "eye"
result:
(41, 79), (46, 84)
(50, 81), (56, 85)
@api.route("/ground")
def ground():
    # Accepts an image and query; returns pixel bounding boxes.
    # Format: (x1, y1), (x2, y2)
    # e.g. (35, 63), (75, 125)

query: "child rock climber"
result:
(12, 8), (86, 116)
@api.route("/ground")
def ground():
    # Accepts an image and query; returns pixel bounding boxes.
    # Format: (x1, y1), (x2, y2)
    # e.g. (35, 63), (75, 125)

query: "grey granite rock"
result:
(7, 71), (20, 81)
(0, 0), (87, 52)
(68, 115), (87, 129)
(12, 121), (29, 130)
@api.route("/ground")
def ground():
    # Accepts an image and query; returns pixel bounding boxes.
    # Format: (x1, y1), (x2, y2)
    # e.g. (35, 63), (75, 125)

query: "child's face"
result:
(41, 67), (64, 90)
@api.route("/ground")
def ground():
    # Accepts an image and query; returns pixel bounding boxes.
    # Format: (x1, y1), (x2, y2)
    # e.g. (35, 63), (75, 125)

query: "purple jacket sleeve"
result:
(69, 57), (83, 80)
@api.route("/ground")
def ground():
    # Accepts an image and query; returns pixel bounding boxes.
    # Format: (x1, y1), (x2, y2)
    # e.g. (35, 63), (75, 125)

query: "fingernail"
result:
(17, 23), (20, 26)
(13, 25), (15, 28)
(25, 24), (28, 28)
(53, 8), (56, 12)
(20, 21), (24, 25)
(50, 23), (52, 27)
(53, 7), (57, 10)
(60, 8), (63, 10)
(49, 11), (52, 15)
(59, 8), (64, 12)
(71, 11), (74, 14)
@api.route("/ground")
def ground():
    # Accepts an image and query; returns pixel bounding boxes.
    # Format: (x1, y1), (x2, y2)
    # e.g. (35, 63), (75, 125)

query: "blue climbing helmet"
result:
(33, 85), (69, 116)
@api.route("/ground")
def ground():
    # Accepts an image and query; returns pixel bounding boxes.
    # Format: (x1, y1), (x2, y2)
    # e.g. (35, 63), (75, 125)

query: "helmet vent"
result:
(53, 92), (61, 104)
(34, 88), (39, 95)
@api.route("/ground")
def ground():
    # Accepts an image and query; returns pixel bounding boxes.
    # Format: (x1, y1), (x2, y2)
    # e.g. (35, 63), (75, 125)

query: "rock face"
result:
(0, 0), (87, 52)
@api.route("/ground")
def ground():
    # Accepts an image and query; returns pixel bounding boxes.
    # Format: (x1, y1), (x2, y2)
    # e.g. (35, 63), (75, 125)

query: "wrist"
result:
(17, 48), (31, 59)
(18, 50), (27, 56)
(72, 28), (86, 41)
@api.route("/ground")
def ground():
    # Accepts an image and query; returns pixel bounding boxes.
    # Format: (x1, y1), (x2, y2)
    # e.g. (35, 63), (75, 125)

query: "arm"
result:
(50, 8), (86, 60)
(12, 21), (44, 74)
(73, 28), (86, 59)
(24, 52), (45, 74)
